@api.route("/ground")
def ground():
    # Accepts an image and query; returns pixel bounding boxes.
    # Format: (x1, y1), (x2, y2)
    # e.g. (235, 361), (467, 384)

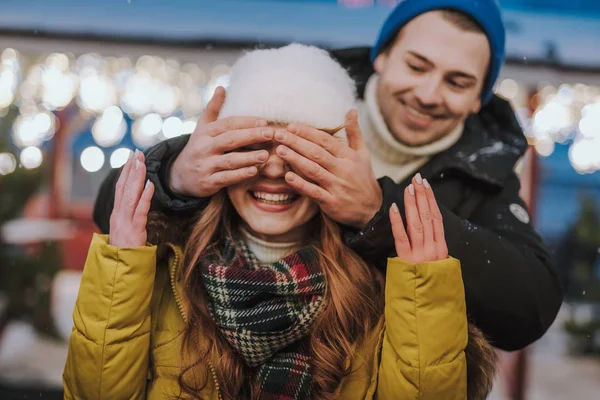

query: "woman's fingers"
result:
(404, 183), (424, 257)
(389, 203), (411, 259)
(133, 179), (154, 235)
(424, 179), (448, 260)
(113, 151), (134, 212)
(122, 151), (147, 219)
(109, 151), (151, 248)
(412, 174), (436, 260)
(391, 175), (447, 263)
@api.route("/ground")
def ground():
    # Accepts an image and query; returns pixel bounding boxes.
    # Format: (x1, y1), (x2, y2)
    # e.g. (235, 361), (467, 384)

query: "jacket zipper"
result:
(167, 244), (222, 400)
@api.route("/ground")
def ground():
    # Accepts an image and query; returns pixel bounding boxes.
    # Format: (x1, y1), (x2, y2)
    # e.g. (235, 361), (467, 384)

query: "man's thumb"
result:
(345, 109), (365, 150)
(201, 86), (226, 124)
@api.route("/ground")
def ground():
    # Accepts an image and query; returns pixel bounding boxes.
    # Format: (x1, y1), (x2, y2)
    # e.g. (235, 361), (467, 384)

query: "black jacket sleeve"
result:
(345, 175), (563, 351)
(92, 135), (208, 233)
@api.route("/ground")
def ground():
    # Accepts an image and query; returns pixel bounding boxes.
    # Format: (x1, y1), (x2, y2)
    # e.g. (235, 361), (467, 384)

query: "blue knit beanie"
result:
(371, 0), (505, 105)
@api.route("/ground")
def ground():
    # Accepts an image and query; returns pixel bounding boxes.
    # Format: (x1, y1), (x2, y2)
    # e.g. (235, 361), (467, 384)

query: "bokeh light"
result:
(109, 148), (132, 168)
(92, 106), (127, 147)
(20, 146), (43, 169)
(0, 153), (17, 175)
(80, 146), (105, 172)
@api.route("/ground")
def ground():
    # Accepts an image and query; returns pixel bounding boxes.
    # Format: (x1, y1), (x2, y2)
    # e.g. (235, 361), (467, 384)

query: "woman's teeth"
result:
(252, 191), (296, 204)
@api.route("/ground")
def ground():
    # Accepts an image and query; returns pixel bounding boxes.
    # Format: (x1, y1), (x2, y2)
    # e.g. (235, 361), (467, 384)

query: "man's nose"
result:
(414, 77), (444, 108)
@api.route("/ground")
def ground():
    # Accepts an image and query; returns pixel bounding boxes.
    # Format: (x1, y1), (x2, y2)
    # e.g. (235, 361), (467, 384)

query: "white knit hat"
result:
(219, 44), (356, 132)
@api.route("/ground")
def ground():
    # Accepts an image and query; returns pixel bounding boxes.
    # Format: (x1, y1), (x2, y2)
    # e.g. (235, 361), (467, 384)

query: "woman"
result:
(63, 44), (494, 400)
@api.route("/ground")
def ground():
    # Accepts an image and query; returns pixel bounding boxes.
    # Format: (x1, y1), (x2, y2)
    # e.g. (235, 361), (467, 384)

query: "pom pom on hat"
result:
(220, 44), (356, 131)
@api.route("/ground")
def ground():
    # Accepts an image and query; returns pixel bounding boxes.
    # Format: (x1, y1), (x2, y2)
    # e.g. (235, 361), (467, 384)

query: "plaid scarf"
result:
(199, 238), (325, 400)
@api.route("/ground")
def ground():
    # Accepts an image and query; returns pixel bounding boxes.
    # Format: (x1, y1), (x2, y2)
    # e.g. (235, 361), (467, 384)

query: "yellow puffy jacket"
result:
(63, 234), (468, 399)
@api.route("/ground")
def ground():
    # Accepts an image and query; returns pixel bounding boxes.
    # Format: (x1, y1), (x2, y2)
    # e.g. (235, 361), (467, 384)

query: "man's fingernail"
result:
(277, 145), (288, 156)
(408, 184), (415, 195)
(145, 179), (151, 189)
(258, 152), (268, 162)
(262, 128), (273, 138)
(256, 120), (267, 127)
(135, 160), (141, 170)
(423, 179), (430, 189)
(275, 130), (286, 141)
(128, 150), (134, 160)
(391, 203), (399, 214)
(415, 173), (423, 184)
(287, 124), (297, 133)
(286, 173), (295, 182)
(247, 166), (257, 175)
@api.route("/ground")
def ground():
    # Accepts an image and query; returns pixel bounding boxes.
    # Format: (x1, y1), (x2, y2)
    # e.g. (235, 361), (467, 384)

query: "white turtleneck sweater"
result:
(240, 226), (300, 267)
(358, 74), (464, 184)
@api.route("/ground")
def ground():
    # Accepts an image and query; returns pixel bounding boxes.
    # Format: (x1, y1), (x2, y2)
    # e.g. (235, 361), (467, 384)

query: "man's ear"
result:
(470, 97), (482, 114)
(373, 52), (388, 74)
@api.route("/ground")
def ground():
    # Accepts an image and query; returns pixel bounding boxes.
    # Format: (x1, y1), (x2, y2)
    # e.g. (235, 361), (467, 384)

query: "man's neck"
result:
(358, 74), (464, 183)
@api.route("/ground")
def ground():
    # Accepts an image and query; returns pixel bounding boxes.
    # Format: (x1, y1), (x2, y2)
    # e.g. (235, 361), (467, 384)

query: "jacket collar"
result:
(428, 95), (528, 187)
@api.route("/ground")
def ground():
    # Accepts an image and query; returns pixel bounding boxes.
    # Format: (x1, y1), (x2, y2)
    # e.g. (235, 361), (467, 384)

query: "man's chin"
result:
(391, 123), (437, 147)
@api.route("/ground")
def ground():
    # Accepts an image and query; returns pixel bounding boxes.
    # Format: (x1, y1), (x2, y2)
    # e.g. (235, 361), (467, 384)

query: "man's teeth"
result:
(407, 106), (434, 120)
(253, 192), (294, 203)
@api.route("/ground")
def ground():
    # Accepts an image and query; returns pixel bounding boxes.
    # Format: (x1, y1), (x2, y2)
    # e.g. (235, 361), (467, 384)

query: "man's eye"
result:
(448, 80), (468, 90)
(409, 64), (425, 73)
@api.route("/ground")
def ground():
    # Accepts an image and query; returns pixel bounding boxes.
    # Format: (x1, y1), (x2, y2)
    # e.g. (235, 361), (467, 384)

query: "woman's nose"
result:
(259, 145), (289, 179)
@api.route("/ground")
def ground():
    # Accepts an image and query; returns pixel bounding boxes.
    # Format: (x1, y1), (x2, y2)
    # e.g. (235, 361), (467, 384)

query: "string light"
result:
(162, 116), (183, 139)
(497, 79), (520, 100)
(20, 146), (43, 169)
(579, 102), (600, 139)
(12, 111), (55, 148)
(132, 113), (162, 148)
(92, 106), (127, 147)
(0, 153), (17, 175)
(535, 139), (555, 157)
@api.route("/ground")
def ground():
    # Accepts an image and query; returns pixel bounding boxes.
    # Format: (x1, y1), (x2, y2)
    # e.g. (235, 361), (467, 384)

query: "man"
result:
(94, 0), (562, 351)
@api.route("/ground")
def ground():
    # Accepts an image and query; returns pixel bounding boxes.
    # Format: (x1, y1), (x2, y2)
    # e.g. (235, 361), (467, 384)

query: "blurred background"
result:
(0, 0), (599, 398)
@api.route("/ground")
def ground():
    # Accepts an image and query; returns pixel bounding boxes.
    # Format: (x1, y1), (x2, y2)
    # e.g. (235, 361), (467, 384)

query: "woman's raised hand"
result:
(389, 174), (448, 263)
(109, 150), (154, 248)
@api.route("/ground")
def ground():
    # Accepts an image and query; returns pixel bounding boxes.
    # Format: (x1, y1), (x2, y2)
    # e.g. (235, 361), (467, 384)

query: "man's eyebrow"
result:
(407, 51), (433, 67)
(449, 71), (478, 82)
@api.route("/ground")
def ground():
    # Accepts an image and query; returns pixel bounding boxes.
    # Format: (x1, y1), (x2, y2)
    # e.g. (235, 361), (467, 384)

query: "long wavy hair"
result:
(167, 191), (385, 400)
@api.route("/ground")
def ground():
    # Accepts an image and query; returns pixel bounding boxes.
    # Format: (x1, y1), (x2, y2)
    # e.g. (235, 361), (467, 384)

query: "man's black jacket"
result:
(93, 47), (563, 351)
